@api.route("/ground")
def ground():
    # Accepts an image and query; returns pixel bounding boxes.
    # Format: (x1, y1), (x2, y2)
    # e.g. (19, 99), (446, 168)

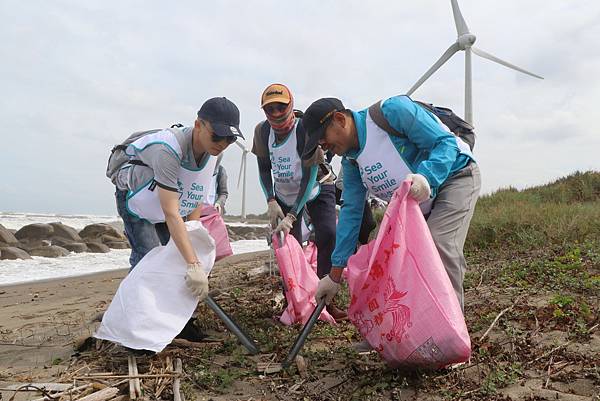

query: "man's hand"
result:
(214, 203), (223, 215)
(406, 173), (431, 202)
(267, 199), (285, 229)
(315, 274), (341, 305)
(275, 213), (296, 235)
(185, 262), (209, 300)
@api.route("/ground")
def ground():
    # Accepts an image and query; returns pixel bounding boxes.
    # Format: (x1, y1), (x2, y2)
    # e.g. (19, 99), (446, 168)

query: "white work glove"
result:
(185, 262), (209, 300)
(406, 173), (431, 202)
(275, 213), (296, 235)
(315, 275), (340, 305)
(267, 199), (285, 229)
(214, 203), (222, 215)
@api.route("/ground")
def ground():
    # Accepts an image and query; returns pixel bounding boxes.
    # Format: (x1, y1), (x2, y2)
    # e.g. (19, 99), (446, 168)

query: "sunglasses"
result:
(263, 103), (288, 114)
(201, 120), (237, 144)
(212, 134), (237, 144)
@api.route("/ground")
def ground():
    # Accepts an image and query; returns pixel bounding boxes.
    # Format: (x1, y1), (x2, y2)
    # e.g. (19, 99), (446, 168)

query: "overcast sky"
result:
(1, 1), (599, 216)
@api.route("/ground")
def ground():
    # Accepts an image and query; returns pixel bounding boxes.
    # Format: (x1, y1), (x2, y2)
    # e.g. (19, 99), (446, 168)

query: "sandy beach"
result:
(0, 251), (269, 393)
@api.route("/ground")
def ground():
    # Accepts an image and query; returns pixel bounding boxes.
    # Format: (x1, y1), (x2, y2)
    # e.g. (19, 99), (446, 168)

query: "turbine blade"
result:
(451, 0), (470, 36)
(406, 42), (460, 95)
(472, 46), (543, 79)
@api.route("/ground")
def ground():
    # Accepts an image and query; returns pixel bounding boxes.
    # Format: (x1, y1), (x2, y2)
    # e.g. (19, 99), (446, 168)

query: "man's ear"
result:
(194, 119), (202, 129)
(333, 111), (346, 128)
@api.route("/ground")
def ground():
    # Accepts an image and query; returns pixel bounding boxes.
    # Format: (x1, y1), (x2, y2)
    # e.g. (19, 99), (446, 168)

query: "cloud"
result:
(0, 0), (598, 214)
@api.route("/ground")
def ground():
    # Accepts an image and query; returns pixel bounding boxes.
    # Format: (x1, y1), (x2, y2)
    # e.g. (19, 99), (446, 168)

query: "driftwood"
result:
(3, 383), (72, 392)
(173, 358), (183, 401)
(127, 355), (142, 400)
(74, 374), (179, 380)
(106, 396), (128, 401)
(30, 383), (92, 401)
(75, 387), (119, 401)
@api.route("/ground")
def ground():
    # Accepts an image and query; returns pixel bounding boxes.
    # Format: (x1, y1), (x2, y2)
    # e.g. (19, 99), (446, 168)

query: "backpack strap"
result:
(252, 120), (272, 159)
(295, 118), (306, 157)
(367, 100), (405, 138)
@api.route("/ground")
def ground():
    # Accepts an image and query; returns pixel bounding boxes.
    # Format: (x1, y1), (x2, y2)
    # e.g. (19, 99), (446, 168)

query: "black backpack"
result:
(368, 99), (475, 151)
(105, 125), (183, 184)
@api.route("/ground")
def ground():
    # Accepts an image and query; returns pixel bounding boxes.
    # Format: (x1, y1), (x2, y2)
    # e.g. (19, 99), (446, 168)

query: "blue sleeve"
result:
(381, 96), (460, 195)
(331, 158), (366, 267)
(290, 164), (318, 216)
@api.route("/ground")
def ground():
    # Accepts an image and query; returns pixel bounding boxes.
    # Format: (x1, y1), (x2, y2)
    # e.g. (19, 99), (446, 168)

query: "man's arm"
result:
(381, 96), (460, 195)
(256, 156), (275, 201)
(252, 122), (276, 201)
(330, 158), (367, 269)
(215, 165), (228, 207)
(288, 163), (318, 217)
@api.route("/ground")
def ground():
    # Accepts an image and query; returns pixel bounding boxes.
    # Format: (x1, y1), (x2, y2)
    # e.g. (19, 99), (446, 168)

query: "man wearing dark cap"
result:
(303, 95), (480, 312)
(107, 97), (243, 301)
(252, 84), (346, 320)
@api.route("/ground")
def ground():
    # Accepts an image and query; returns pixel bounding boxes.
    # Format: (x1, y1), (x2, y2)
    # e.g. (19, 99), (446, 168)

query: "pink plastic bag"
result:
(200, 206), (233, 261)
(274, 234), (336, 326)
(346, 181), (471, 368)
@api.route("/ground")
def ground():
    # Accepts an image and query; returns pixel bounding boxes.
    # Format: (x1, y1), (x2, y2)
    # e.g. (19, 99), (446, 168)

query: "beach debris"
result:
(127, 354), (142, 399)
(247, 264), (271, 278)
(295, 355), (308, 378)
(3, 382), (73, 392)
(256, 360), (284, 374)
(1, 382), (95, 401)
(173, 358), (183, 401)
(75, 386), (119, 401)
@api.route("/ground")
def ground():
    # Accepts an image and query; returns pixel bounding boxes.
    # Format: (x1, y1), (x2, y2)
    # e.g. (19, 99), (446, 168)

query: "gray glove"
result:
(275, 213), (296, 235)
(185, 262), (209, 300)
(406, 173), (431, 202)
(315, 275), (340, 305)
(267, 199), (285, 229)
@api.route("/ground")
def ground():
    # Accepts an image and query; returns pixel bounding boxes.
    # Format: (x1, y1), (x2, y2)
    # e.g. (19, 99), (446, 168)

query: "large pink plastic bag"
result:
(274, 234), (336, 326)
(200, 206), (233, 261)
(346, 181), (471, 368)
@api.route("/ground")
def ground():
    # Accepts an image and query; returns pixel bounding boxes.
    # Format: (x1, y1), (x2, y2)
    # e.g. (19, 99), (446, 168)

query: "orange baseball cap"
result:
(260, 83), (292, 108)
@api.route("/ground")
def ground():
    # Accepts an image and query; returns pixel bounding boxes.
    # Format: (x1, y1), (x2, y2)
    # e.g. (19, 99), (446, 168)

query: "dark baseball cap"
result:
(197, 97), (244, 139)
(302, 97), (345, 159)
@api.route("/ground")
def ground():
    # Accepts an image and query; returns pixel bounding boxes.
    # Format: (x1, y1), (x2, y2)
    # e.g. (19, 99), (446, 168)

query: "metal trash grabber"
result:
(205, 295), (259, 355)
(281, 298), (327, 368)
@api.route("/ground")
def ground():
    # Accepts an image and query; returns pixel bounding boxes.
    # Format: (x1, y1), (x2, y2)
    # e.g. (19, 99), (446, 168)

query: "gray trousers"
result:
(427, 162), (481, 311)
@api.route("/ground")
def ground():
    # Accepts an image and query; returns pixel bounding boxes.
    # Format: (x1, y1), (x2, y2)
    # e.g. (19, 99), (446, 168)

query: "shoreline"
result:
(0, 250), (269, 291)
(0, 267), (129, 290)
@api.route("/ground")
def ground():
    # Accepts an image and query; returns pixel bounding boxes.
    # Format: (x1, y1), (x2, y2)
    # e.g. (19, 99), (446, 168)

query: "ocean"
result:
(0, 212), (270, 286)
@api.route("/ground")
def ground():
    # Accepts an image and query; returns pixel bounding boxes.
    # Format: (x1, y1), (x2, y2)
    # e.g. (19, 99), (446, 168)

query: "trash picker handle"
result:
(205, 295), (260, 355)
(282, 298), (327, 368)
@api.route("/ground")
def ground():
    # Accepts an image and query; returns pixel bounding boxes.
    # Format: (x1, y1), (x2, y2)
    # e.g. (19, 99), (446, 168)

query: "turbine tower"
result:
(406, 0), (543, 124)
(234, 141), (250, 221)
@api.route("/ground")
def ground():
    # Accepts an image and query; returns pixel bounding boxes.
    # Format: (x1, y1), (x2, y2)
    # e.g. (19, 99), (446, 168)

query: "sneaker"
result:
(175, 317), (207, 342)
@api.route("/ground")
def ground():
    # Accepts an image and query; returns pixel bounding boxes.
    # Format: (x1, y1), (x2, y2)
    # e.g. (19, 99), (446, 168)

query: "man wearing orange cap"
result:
(252, 84), (346, 320)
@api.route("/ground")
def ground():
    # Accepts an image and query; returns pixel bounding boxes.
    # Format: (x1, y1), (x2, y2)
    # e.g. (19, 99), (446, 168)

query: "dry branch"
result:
(75, 387), (119, 401)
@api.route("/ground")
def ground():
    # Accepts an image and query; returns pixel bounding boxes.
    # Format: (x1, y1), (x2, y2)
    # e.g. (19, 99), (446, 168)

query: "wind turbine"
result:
(234, 141), (250, 221)
(406, 0), (543, 124)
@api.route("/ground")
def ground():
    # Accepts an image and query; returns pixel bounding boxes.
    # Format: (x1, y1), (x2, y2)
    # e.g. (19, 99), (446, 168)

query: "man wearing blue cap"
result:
(107, 97), (243, 301)
(302, 96), (480, 312)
